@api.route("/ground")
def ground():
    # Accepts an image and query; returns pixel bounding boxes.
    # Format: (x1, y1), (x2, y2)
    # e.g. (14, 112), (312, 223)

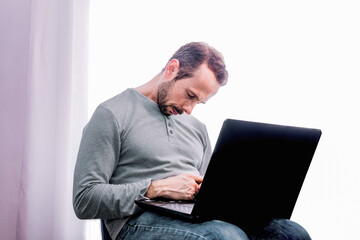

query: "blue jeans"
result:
(117, 211), (311, 240)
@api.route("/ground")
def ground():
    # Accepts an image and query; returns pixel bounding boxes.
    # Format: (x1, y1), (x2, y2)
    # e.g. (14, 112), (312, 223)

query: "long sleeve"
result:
(72, 106), (151, 220)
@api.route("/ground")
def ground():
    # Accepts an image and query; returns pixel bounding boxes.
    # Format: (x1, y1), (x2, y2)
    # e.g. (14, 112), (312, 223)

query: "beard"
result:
(157, 80), (184, 116)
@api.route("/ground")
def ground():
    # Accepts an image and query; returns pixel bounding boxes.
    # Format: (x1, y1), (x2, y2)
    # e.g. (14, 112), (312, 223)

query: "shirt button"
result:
(168, 123), (171, 127)
(169, 130), (173, 134)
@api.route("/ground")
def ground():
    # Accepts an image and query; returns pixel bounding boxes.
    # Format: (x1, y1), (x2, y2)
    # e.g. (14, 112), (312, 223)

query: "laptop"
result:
(135, 119), (322, 230)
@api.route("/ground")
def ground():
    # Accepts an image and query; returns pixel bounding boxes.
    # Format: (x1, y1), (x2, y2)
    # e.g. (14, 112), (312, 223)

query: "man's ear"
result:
(164, 59), (180, 80)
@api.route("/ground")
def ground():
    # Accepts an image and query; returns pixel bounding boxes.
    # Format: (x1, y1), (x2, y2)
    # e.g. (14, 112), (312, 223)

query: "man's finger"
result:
(188, 174), (203, 184)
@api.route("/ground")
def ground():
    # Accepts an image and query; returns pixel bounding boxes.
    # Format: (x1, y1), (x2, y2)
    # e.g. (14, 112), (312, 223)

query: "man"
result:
(73, 42), (311, 240)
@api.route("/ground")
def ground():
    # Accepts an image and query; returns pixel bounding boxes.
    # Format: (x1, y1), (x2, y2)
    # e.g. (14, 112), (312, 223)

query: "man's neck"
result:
(135, 73), (162, 103)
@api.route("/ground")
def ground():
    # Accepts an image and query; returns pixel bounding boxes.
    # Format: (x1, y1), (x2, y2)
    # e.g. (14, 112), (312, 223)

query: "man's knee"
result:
(202, 220), (249, 240)
(275, 219), (311, 240)
(250, 219), (311, 240)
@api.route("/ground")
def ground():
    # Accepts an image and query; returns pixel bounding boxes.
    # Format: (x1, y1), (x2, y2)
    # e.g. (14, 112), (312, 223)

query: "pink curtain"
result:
(0, 0), (89, 239)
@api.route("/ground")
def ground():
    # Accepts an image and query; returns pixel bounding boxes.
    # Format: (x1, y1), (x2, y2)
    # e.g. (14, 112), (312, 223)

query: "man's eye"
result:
(187, 93), (195, 99)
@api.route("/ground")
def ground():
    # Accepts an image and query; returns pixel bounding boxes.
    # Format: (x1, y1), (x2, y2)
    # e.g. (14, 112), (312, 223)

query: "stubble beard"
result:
(157, 80), (183, 116)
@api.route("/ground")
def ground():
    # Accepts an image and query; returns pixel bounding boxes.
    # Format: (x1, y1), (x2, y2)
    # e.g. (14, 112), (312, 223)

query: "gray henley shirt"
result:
(73, 88), (212, 239)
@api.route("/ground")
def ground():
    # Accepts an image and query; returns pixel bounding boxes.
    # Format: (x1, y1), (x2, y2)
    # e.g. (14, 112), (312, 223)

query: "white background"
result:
(87, 1), (360, 239)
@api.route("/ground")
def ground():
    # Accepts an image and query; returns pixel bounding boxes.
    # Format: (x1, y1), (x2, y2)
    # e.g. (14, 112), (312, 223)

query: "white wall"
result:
(88, 1), (360, 239)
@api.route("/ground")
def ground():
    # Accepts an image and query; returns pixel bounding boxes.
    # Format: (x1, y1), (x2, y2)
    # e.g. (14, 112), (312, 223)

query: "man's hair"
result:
(163, 42), (228, 86)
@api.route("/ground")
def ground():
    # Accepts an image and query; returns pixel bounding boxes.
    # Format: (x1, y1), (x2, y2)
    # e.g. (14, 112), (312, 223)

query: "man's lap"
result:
(117, 211), (248, 240)
(117, 211), (311, 240)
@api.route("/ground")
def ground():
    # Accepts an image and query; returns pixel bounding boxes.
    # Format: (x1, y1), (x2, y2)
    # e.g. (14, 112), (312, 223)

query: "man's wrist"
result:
(145, 180), (161, 199)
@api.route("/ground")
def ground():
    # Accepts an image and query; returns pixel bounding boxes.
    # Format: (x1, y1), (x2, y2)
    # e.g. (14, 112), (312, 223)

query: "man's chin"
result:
(158, 105), (171, 116)
(158, 104), (183, 116)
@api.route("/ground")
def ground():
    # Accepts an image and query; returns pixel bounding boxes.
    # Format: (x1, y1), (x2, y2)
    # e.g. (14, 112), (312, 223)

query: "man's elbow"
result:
(73, 207), (88, 220)
(73, 195), (93, 220)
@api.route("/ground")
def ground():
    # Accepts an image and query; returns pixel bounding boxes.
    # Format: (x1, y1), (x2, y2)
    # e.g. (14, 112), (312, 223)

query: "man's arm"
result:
(73, 106), (151, 219)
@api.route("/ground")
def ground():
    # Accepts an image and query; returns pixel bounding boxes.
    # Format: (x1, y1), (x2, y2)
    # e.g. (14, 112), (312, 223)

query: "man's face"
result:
(157, 64), (220, 116)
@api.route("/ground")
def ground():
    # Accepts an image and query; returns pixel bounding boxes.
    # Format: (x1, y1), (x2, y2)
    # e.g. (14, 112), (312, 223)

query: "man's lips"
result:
(171, 106), (184, 115)
(172, 107), (178, 115)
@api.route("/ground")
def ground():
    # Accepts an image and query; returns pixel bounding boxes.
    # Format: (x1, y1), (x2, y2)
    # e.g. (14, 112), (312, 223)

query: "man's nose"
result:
(183, 102), (196, 115)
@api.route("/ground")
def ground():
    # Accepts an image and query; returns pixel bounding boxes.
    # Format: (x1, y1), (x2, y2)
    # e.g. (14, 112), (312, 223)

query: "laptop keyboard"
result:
(148, 200), (194, 214)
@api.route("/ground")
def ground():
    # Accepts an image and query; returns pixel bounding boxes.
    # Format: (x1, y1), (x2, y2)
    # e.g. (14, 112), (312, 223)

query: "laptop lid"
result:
(136, 119), (322, 230)
(192, 119), (322, 229)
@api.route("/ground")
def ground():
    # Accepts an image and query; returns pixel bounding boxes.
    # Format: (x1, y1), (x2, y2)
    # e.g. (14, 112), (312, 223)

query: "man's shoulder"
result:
(100, 88), (135, 108)
(94, 88), (160, 127)
(89, 89), (138, 124)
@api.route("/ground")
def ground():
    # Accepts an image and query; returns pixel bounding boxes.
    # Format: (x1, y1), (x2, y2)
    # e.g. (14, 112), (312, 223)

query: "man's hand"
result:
(145, 174), (203, 200)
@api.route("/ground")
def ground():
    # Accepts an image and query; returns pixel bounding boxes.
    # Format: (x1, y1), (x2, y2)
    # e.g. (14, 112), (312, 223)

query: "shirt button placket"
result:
(165, 117), (175, 143)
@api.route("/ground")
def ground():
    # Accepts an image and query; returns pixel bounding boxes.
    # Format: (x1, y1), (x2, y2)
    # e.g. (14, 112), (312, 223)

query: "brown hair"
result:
(163, 42), (228, 86)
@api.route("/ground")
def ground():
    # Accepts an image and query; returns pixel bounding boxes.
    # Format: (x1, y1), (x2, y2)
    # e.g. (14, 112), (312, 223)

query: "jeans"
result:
(117, 211), (311, 240)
